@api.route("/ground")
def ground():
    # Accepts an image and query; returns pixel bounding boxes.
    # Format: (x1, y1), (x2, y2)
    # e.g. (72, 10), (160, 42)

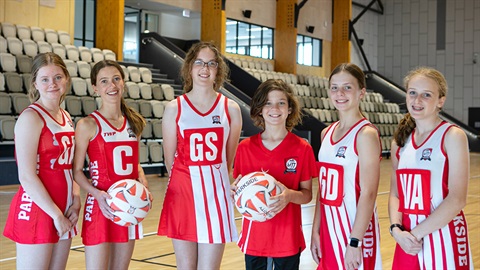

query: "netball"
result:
(234, 171), (280, 222)
(106, 179), (153, 226)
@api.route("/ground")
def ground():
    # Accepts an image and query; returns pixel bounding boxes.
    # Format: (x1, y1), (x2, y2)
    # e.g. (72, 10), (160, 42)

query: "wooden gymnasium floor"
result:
(0, 153), (479, 269)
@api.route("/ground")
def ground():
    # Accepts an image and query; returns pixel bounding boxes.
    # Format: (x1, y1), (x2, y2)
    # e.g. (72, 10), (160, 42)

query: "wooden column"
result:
(96, 0), (124, 61)
(201, 0), (226, 53)
(274, 0), (297, 74)
(331, 0), (351, 70)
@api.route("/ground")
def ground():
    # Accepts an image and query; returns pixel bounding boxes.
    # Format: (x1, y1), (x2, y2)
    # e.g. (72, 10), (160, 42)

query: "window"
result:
(74, 0), (95, 47)
(297, 35), (322, 67)
(226, 19), (273, 59)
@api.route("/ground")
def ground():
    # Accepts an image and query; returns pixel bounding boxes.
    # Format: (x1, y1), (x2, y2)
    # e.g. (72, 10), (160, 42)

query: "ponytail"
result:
(121, 98), (145, 136)
(393, 113), (416, 147)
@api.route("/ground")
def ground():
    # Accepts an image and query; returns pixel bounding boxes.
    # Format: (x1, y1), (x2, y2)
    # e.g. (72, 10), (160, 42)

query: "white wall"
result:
(351, 0), (379, 71)
(159, 13), (200, 40)
(377, 0), (480, 125)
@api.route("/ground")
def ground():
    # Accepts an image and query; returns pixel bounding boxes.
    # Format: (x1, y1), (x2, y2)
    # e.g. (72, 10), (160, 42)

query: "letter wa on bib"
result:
(396, 168), (431, 215)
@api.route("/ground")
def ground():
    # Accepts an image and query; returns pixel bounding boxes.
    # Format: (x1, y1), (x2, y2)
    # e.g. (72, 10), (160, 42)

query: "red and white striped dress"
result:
(81, 110), (143, 245)
(317, 118), (382, 270)
(3, 103), (77, 243)
(393, 121), (473, 270)
(158, 94), (238, 243)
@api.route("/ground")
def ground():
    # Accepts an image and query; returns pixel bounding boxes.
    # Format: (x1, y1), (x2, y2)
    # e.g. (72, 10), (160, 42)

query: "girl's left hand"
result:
(268, 181), (290, 215)
(230, 175), (242, 203)
(344, 246), (363, 270)
(65, 195), (81, 226)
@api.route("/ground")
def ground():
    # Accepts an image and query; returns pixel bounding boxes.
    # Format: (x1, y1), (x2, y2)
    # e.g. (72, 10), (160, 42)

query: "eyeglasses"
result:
(193, 59), (219, 69)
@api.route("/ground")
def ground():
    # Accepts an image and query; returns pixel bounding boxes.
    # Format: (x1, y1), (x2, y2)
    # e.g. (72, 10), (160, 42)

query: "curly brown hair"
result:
(250, 79), (302, 131)
(180, 41), (229, 93)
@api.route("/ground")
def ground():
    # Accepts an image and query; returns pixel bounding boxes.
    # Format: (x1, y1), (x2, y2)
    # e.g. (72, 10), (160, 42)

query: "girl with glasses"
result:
(158, 41), (242, 269)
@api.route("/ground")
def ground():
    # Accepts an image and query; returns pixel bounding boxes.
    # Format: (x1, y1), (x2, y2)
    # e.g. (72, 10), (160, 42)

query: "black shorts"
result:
(244, 253), (301, 270)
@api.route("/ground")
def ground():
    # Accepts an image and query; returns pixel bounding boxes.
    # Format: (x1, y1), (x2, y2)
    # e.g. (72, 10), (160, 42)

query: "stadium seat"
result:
(81, 96), (96, 115)
(0, 53), (17, 72)
(57, 31), (71, 45)
(0, 36), (7, 53)
(125, 98), (139, 112)
(4, 72), (23, 92)
(150, 100), (165, 118)
(127, 66), (141, 83)
(1, 22), (16, 38)
(161, 84), (174, 101)
(22, 39), (38, 58)
(138, 82), (152, 99)
(22, 73), (31, 91)
(64, 96), (82, 116)
(0, 72), (5, 92)
(10, 93), (30, 114)
(151, 119), (162, 138)
(324, 110), (332, 122)
(139, 141), (149, 163)
(120, 65), (129, 81)
(44, 28), (59, 44)
(151, 83), (164, 100)
(148, 141), (163, 163)
(6, 37), (23, 56)
(51, 43), (66, 59)
(0, 93), (12, 114)
(71, 77), (88, 96)
(103, 49), (116, 61)
(78, 46), (92, 62)
(138, 67), (152, 83)
(85, 78), (95, 96)
(16, 25), (31, 40)
(90, 47), (104, 63)
(30, 26), (45, 42)
(0, 116), (16, 140)
(138, 100), (153, 118)
(141, 121), (153, 139)
(64, 59), (78, 77)
(77, 61), (91, 79)
(125, 82), (140, 99)
(37, 41), (52, 53)
(65, 45), (80, 61)
(16, 55), (32, 73)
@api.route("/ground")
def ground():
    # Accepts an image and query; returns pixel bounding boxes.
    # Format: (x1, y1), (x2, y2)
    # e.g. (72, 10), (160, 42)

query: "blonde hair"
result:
(181, 41), (229, 93)
(250, 79), (302, 131)
(394, 67), (448, 147)
(90, 60), (146, 136)
(29, 52), (71, 104)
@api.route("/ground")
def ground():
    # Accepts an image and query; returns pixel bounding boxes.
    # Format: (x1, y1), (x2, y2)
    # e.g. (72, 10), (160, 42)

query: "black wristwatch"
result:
(389, 223), (404, 236)
(349, 237), (362, 248)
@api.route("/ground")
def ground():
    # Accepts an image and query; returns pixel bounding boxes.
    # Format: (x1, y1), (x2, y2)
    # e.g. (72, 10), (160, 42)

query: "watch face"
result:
(350, 238), (359, 247)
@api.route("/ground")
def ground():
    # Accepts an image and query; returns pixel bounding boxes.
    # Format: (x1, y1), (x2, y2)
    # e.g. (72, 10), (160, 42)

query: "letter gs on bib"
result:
(184, 128), (224, 166)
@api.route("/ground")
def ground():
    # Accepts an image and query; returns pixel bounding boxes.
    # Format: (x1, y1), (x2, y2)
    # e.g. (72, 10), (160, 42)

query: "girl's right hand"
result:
(53, 214), (73, 237)
(393, 230), (423, 255)
(94, 189), (114, 220)
(230, 175), (242, 203)
(310, 232), (322, 264)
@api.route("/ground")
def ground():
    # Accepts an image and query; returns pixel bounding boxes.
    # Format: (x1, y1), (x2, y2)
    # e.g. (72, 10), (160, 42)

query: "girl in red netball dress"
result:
(158, 41), (242, 269)
(389, 67), (473, 269)
(3, 52), (80, 269)
(232, 79), (317, 270)
(73, 60), (147, 270)
(311, 63), (382, 270)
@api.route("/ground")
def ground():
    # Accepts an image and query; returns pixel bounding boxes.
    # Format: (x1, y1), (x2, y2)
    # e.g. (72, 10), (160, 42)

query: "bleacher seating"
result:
(0, 23), (182, 169)
(0, 116), (15, 141)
